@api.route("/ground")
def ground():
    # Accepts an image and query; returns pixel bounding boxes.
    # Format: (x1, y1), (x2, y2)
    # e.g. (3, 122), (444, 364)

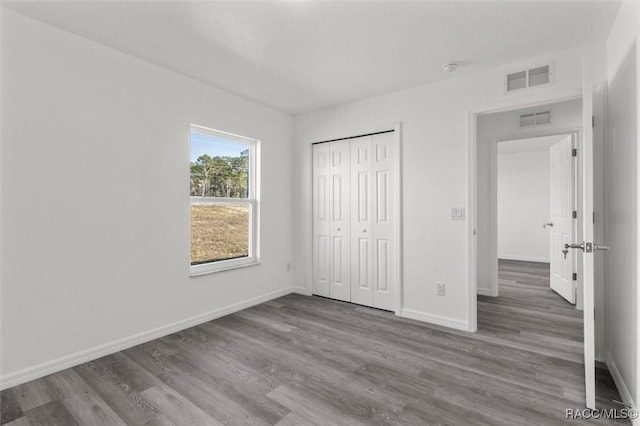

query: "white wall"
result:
(293, 45), (593, 331)
(498, 148), (550, 263)
(476, 99), (583, 295)
(604, 0), (640, 413)
(0, 10), (294, 387)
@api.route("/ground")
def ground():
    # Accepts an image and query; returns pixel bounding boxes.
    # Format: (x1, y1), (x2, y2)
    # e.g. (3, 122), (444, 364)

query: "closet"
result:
(312, 131), (397, 311)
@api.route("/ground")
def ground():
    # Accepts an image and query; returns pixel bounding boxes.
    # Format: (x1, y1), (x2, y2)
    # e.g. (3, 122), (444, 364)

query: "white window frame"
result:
(189, 124), (260, 276)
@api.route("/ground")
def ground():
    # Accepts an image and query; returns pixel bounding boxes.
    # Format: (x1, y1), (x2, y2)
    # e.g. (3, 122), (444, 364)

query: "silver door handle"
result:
(594, 244), (609, 251)
(564, 243), (584, 251)
(543, 222), (554, 229)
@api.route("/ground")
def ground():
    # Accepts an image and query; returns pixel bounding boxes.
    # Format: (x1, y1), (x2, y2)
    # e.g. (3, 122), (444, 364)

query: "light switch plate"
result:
(450, 207), (465, 220)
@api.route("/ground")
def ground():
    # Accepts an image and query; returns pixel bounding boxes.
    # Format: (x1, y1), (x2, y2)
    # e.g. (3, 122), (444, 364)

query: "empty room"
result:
(1, 1), (639, 425)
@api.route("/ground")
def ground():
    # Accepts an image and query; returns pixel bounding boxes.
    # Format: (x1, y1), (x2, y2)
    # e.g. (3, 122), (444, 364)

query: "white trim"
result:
(399, 308), (470, 332)
(189, 124), (260, 277)
(467, 94), (583, 335)
(393, 123), (403, 316)
(606, 353), (639, 426)
(292, 286), (313, 296)
(476, 288), (496, 297)
(190, 258), (260, 276)
(0, 287), (298, 390)
(498, 255), (551, 263)
(190, 123), (258, 145)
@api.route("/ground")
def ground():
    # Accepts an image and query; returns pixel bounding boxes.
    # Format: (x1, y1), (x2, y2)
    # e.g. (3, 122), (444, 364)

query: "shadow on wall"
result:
(605, 40), (638, 404)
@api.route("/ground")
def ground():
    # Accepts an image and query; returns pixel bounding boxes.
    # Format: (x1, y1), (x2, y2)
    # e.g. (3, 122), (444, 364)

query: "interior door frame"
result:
(487, 129), (582, 300)
(467, 94), (582, 332)
(310, 121), (403, 314)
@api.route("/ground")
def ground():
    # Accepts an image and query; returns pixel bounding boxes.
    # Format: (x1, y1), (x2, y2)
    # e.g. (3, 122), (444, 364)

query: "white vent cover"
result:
(520, 111), (551, 127)
(528, 65), (550, 87)
(507, 70), (527, 91)
(506, 63), (553, 93)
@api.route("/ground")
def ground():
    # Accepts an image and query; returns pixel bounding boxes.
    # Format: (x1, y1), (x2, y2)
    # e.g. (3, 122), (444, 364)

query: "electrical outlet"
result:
(436, 282), (446, 296)
(286, 261), (292, 272)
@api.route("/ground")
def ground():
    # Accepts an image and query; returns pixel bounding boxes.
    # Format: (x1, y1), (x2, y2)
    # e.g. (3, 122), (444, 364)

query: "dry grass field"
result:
(190, 204), (249, 264)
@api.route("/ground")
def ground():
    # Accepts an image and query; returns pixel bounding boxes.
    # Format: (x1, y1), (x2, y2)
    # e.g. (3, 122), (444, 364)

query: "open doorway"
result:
(474, 98), (583, 301)
(497, 134), (578, 304)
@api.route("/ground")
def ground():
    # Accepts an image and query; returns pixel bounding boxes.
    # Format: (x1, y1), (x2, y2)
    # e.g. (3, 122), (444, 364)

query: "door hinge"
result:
(592, 115), (595, 128)
(572, 272), (578, 281)
(572, 210), (577, 219)
(572, 148), (578, 157)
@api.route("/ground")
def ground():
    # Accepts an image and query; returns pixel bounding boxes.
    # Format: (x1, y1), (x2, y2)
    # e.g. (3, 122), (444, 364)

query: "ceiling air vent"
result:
(505, 63), (553, 93)
(520, 111), (551, 127)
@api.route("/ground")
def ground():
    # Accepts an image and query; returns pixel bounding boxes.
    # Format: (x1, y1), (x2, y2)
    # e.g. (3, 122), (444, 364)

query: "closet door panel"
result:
(372, 132), (396, 310)
(312, 143), (331, 297)
(329, 141), (351, 302)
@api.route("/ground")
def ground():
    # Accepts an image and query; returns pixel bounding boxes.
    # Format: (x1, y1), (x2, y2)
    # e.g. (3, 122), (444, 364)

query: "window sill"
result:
(190, 257), (260, 277)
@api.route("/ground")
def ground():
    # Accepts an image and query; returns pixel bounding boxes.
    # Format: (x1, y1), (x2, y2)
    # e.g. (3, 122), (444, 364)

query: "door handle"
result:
(564, 243), (585, 251)
(543, 222), (554, 229)
(562, 243), (583, 260)
(565, 242), (609, 254)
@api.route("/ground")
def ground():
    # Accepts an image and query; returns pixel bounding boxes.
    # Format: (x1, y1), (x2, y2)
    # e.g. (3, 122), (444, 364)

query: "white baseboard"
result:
(291, 286), (312, 296)
(498, 255), (550, 263)
(399, 308), (470, 331)
(0, 286), (297, 390)
(477, 288), (497, 297)
(606, 352), (638, 426)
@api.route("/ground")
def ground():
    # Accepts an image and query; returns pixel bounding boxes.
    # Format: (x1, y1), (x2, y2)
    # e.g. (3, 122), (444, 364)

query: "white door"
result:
(329, 141), (351, 302)
(371, 132), (396, 310)
(581, 76), (597, 409)
(313, 131), (398, 311)
(549, 135), (576, 304)
(312, 143), (331, 297)
(350, 136), (374, 306)
(565, 67), (605, 409)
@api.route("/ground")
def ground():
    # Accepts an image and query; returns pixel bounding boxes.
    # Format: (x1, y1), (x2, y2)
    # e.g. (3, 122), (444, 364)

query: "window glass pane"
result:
(190, 203), (249, 265)
(190, 132), (250, 198)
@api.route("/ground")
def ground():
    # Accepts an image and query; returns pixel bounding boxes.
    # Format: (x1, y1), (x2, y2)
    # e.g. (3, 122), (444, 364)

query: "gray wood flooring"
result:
(1, 260), (628, 425)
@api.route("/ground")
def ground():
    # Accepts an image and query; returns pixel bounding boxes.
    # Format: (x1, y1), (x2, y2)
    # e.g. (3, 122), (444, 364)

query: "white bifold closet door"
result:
(312, 131), (396, 311)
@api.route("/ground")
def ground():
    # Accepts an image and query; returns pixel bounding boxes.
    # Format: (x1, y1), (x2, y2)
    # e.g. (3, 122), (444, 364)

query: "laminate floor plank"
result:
(1, 260), (629, 425)
(24, 400), (77, 426)
(0, 390), (24, 424)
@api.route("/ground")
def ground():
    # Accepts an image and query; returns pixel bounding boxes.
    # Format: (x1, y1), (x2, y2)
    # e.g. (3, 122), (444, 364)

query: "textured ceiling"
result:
(3, 1), (622, 114)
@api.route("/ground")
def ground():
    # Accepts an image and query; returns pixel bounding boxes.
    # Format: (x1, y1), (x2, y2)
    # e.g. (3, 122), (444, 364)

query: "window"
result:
(189, 124), (259, 275)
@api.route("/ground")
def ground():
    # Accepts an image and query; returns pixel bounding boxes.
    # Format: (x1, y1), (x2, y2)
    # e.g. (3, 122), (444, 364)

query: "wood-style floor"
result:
(1, 260), (627, 425)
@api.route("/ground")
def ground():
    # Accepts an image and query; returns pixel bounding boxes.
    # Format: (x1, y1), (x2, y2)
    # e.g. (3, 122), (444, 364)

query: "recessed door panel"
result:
(376, 239), (389, 292)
